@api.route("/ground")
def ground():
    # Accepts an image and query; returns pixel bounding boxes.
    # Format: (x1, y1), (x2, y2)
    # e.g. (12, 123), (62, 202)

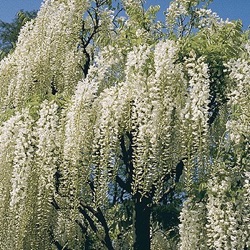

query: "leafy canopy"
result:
(0, 10), (37, 60)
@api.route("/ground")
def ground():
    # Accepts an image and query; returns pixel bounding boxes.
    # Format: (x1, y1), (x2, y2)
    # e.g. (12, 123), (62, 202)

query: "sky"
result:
(0, 0), (249, 29)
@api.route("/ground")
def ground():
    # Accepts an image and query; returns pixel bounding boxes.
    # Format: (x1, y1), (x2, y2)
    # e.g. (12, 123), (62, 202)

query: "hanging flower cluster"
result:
(179, 197), (207, 250)
(166, 0), (206, 35)
(0, 0), (88, 248)
(195, 8), (231, 29)
(32, 100), (60, 249)
(0, 102), (62, 249)
(180, 52), (210, 189)
(122, 41), (186, 198)
(0, 113), (24, 248)
(62, 39), (187, 206)
(243, 172), (250, 248)
(179, 41), (250, 249)
(0, 110), (34, 249)
(205, 165), (247, 250)
(9, 112), (34, 249)
(226, 57), (250, 145)
(0, 0), (88, 108)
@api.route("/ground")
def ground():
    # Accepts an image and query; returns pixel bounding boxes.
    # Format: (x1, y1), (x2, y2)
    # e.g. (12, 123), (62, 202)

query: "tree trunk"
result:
(133, 196), (151, 250)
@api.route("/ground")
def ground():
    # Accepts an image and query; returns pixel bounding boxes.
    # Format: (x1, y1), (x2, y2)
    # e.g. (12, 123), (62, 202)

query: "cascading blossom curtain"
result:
(0, 0), (249, 249)
(0, 0), (88, 109)
(0, 0), (88, 249)
(62, 39), (186, 204)
(179, 42), (250, 249)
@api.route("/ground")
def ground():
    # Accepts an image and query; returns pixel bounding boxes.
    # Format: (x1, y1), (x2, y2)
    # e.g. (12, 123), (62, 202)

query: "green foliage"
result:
(176, 20), (246, 131)
(179, 20), (245, 61)
(0, 10), (37, 60)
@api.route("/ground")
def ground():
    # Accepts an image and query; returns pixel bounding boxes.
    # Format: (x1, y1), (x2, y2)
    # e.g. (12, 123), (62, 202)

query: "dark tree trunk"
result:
(133, 196), (151, 250)
(119, 132), (152, 249)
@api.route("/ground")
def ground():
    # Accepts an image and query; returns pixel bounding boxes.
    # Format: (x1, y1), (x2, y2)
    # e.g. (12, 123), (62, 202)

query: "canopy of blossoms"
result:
(0, 0), (249, 249)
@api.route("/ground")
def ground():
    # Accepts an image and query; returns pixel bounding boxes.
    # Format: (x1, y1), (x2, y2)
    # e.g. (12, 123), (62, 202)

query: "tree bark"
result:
(133, 196), (151, 250)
